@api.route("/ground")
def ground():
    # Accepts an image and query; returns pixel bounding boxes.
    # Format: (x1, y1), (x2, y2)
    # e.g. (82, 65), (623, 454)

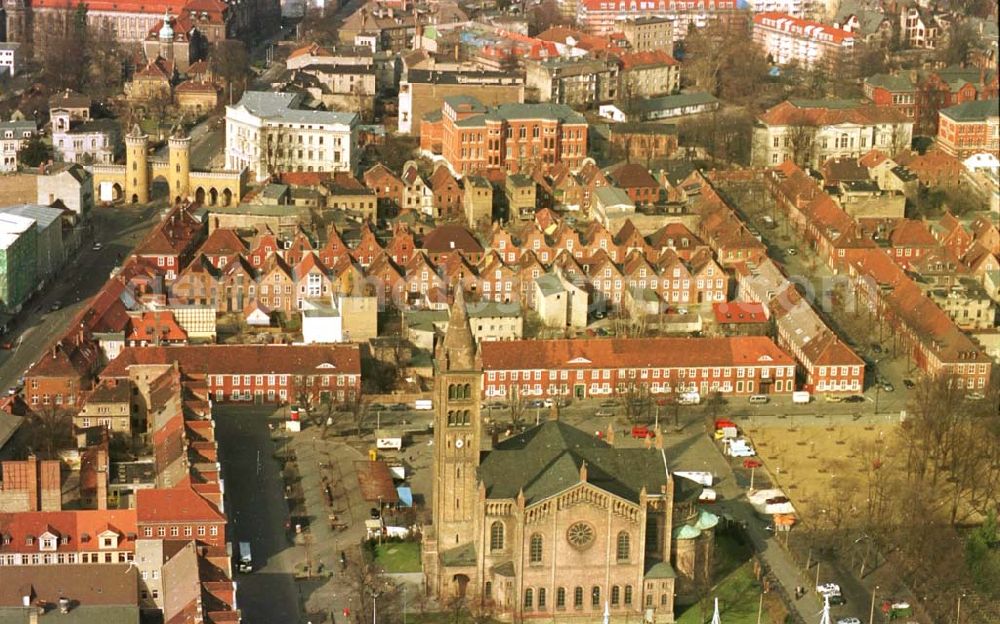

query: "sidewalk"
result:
(282, 426), (371, 623)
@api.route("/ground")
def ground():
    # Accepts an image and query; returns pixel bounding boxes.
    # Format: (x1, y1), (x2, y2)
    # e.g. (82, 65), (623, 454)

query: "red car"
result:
(743, 458), (763, 469)
(715, 419), (737, 430)
(631, 425), (655, 439)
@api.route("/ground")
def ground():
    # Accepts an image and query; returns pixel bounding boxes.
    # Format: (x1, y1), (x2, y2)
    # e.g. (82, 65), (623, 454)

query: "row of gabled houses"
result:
(162, 210), (731, 319)
(764, 160), (994, 390)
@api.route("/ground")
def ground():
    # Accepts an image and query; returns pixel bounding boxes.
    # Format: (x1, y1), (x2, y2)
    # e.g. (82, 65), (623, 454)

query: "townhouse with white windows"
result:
(480, 336), (796, 399)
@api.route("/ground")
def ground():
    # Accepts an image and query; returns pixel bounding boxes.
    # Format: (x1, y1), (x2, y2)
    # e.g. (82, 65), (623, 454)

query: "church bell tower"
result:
(430, 287), (483, 552)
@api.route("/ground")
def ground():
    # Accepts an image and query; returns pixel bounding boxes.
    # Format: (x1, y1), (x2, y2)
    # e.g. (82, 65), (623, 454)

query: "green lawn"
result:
(374, 541), (422, 573)
(676, 563), (773, 624)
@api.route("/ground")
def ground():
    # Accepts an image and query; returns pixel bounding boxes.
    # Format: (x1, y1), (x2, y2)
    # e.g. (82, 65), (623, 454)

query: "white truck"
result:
(792, 391), (811, 404)
(376, 430), (405, 451)
(724, 438), (756, 457)
(237, 541), (252, 573)
(414, 399), (433, 411)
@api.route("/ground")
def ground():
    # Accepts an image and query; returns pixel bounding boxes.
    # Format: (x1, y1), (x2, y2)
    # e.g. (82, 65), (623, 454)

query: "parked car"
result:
(0, 341), (13, 350)
(600, 400), (617, 408)
(526, 400), (545, 409)
(903, 378), (915, 389)
(91, 241), (103, 251)
(816, 583), (841, 596)
(595, 409), (614, 417)
(748, 394), (770, 404)
(836, 618), (862, 624)
(881, 381), (894, 392)
(786, 247), (798, 256)
(390, 403), (408, 411)
(369, 403), (387, 411)
(844, 395), (865, 403)
(743, 458), (763, 469)
(824, 395), (843, 403)
(965, 392), (985, 401)
(49, 301), (61, 312)
(631, 425), (655, 439)
(828, 594), (847, 606)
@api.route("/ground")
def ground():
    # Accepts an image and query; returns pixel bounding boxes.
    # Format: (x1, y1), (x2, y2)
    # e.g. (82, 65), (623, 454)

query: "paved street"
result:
(0, 203), (161, 398)
(214, 407), (302, 624)
(153, 117), (227, 170)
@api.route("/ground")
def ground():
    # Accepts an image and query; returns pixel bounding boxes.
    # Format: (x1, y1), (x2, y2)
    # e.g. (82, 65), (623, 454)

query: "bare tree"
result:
(617, 378), (652, 423)
(785, 112), (816, 168)
(26, 406), (74, 456)
(506, 385), (526, 429)
(342, 546), (402, 623)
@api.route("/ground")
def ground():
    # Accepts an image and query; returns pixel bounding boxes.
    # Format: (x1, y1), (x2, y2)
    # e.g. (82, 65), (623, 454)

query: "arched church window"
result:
(490, 521), (504, 552)
(573, 587), (583, 608)
(529, 534), (543, 564)
(616, 531), (630, 562)
(524, 588), (533, 609)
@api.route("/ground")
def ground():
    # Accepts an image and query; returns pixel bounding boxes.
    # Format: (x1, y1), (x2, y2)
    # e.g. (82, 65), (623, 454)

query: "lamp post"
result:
(868, 585), (879, 624)
(956, 592), (966, 624)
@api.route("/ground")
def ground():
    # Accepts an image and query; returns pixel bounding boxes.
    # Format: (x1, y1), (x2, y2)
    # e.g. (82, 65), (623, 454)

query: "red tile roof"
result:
(759, 99), (908, 126)
(128, 311), (189, 343)
(618, 49), (678, 69)
(0, 509), (138, 554)
(136, 488), (224, 524)
(712, 302), (768, 323)
(753, 12), (855, 44)
(197, 228), (246, 258)
(101, 344), (362, 378)
(421, 224), (484, 255)
(480, 337), (793, 370)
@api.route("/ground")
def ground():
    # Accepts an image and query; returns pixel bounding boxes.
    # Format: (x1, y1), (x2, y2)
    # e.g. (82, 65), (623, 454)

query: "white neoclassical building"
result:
(225, 91), (358, 182)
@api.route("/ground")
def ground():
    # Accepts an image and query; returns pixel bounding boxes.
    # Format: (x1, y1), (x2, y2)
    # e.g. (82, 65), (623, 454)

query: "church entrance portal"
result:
(452, 574), (469, 598)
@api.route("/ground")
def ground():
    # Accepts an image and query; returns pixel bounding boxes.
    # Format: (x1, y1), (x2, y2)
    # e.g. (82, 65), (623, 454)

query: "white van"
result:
(678, 392), (701, 405)
(792, 391), (810, 404)
(237, 541), (252, 573)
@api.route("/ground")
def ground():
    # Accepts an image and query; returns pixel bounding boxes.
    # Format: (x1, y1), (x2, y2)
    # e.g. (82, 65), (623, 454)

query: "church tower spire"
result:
(425, 285), (484, 599)
(439, 287), (475, 371)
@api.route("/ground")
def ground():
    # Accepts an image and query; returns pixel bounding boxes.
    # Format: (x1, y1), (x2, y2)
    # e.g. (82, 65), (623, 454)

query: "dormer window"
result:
(25, 536), (34, 546)
(40, 537), (56, 551)
(99, 531), (119, 549)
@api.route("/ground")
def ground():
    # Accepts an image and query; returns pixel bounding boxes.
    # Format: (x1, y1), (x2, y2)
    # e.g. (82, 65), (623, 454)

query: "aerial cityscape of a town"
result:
(0, 0), (996, 621)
